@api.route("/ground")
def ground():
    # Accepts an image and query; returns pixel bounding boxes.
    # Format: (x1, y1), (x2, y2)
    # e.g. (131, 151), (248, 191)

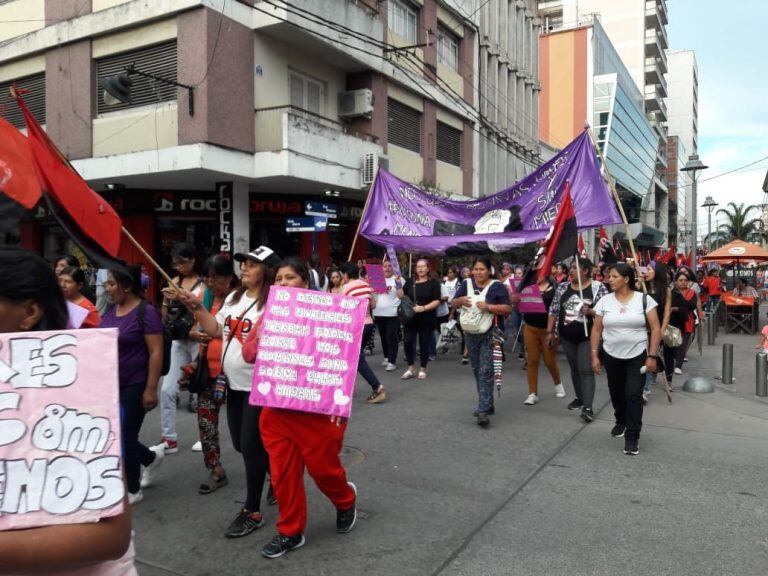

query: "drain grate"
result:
(340, 445), (367, 466)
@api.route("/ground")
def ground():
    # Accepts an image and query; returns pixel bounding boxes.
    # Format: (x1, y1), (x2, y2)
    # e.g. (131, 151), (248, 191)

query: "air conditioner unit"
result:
(339, 89), (374, 119)
(362, 152), (378, 186)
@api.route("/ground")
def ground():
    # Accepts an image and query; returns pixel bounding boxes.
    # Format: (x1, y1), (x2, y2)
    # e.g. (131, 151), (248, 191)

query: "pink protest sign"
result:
(518, 284), (547, 313)
(249, 286), (366, 418)
(0, 328), (124, 531)
(366, 264), (388, 294)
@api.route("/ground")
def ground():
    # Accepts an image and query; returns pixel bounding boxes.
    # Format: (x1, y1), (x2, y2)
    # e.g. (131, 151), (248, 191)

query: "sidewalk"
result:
(131, 328), (768, 576)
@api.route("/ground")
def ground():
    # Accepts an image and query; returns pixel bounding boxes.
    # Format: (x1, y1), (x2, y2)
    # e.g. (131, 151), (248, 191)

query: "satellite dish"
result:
(100, 72), (133, 106)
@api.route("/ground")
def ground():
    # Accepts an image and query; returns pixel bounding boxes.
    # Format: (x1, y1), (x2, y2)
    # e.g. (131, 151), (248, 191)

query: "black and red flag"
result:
(613, 239), (625, 262)
(3, 88), (126, 270)
(578, 233), (587, 258)
(518, 181), (578, 291)
(597, 226), (616, 264)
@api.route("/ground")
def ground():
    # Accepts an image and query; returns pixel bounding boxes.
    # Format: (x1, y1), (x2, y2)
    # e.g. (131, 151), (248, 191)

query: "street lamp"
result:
(701, 195), (718, 251)
(100, 64), (195, 116)
(681, 154), (709, 271)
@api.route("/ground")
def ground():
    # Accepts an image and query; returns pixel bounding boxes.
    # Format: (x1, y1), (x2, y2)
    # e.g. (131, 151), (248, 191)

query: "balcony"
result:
(644, 28), (668, 58)
(644, 0), (667, 30)
(254, 105), (382, 191)
(644, 57), (668, 96)
(644, 84), (667, 117)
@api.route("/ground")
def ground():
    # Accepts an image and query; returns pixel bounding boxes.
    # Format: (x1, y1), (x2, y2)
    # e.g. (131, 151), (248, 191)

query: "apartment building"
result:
(538, 0), (670, 247)
(540, 19), (662, 252)
(476, 0), (541, 196)
(0, 0), (478, 277)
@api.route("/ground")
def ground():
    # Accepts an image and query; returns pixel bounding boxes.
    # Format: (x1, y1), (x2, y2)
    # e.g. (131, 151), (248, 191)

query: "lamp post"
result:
(702, 195), (718, 252)
(681, 154), (709, 272)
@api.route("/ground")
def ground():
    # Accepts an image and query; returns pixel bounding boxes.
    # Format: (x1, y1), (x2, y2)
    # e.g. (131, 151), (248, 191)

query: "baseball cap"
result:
(233, 246), (281, 268)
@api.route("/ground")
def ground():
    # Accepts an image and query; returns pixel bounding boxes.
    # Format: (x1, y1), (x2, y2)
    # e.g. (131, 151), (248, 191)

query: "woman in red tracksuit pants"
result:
(243, 257), (357, 559)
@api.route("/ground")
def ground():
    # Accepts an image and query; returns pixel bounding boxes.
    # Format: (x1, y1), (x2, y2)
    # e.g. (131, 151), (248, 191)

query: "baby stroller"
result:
(436, 319), (460, 355)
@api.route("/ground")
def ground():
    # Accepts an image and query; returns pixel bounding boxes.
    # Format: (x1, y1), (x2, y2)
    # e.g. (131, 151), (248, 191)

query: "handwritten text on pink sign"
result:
(0, 329), (124, 531)
(249, 287), (366, 418)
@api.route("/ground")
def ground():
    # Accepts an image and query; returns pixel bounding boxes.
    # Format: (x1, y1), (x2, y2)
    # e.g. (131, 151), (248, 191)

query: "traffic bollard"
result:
(707, 313), (715, 345)
(722, 344), (734, 385)
(757, 352), (768, 397)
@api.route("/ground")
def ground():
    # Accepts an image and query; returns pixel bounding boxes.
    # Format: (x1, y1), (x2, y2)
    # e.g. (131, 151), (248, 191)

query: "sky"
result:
(667, 0), (768, 240)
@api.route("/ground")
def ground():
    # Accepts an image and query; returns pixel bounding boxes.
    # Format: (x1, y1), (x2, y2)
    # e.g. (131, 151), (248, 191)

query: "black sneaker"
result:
(473, 406), (495, 417)
(567, 399), (583, 411)
(624, 437), (639, 455)
(224, 508), (264, 538)
(261, 533), (305, 558)
(337, 481), (357, 534)
(611, 423), (626, 438)
(580, 407), (594, 423)
(476, 412), (490, 427)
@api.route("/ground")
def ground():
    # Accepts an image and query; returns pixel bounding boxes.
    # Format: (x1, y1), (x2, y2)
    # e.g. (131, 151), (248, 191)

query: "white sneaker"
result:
(674, 367), (682, 375)
(191, 440), (202, 452)
(553, 383), (566, 398)
(381, 359), (389, 367)
(151, 439), (178, 454)
(128, 490), (144, 506)
(524, 393), (539, 405)
(385, 363), (397, 372)
(140, 444), (165, 489)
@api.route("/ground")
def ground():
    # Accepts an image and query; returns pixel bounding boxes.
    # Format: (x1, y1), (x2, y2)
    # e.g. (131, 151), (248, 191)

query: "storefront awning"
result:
(616, 223), (666, 248)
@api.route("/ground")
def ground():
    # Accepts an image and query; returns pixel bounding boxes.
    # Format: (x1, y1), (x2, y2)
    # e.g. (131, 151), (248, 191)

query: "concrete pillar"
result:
(45, 0), (90, 20)
(232, 181), (250, 259)
(422, 100), (436, 184)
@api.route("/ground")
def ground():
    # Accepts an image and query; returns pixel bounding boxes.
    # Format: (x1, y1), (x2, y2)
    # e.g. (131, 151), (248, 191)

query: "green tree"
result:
(713, 202), (761, 243)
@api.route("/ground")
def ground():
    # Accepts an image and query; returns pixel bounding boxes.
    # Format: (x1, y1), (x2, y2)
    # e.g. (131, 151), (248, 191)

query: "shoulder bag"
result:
(459, 279), (498, 334)
(397, 281), (416, 325)
(165, 278), (204, 340)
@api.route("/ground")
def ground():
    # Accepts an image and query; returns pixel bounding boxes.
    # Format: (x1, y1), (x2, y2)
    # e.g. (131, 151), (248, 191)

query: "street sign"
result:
(286, 216), (328, 233)
(305, 200), (338, 219)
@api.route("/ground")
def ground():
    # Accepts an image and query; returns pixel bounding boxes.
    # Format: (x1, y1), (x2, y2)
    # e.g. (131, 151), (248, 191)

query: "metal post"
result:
(707, 311), (715, 345)
(722, 343), (734, 384)
(691, 175), (698, 272)
(756, 352), (768, 397)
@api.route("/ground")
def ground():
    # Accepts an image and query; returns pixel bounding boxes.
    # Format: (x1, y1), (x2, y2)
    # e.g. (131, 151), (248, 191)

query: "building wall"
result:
(0, 0), (45, 43)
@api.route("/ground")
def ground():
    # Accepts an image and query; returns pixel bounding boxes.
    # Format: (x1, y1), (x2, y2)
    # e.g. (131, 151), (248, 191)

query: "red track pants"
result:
(260, 408), (356, 537)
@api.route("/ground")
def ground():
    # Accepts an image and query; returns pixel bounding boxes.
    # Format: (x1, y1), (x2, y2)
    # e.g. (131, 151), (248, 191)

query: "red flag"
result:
(519, 182), (578, 291)
(685, 251), (692, 268)
(597, 226), (616, 264)
(578, 233), (587, 258)
(0, 117), (41, 209)
(614, 239), (625, 262)
(645, 249), (651, 266)
(14, 90), (122, 256)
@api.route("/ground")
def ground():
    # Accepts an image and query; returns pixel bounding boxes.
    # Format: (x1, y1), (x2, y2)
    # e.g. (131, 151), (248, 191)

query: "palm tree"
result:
(714, 202), (761, 243)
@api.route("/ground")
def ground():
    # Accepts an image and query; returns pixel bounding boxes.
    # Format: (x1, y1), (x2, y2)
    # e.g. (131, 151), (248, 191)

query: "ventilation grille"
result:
(0, 73), (45, 128)
(388, 98), (421, 153)
(436, 121), (461, 167)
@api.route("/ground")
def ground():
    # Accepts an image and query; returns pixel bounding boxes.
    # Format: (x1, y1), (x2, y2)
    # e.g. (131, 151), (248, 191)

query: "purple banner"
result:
(365, 264), (388, 294)
(360, 131), (620, 254)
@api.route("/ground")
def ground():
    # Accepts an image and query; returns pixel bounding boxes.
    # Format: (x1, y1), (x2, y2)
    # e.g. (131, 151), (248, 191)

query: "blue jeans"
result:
(465, 331), (494, 413)
(358, 324), (382, 392)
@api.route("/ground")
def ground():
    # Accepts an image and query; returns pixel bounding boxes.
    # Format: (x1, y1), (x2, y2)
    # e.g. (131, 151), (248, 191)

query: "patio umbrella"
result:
(700, 239), (768, 265)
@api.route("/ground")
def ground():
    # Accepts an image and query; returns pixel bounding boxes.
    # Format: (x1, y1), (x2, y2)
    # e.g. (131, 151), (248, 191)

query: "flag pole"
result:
(347, 172), (377, 261)
(586, 127), (646, 294)
(574, 254), (589, 338)
(121, 226), (177, 287)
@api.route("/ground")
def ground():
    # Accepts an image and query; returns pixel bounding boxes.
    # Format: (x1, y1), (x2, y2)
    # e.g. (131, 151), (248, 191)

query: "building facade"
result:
(0, 0), (479, 282)
(477, 0), (541, 196)
(540, 19), (660, 253)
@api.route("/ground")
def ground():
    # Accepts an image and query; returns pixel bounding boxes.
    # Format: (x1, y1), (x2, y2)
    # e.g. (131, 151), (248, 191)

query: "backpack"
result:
(138, 300), (171, 376)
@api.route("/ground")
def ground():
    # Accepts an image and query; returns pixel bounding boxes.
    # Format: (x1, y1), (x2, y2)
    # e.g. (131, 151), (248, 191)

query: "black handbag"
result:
(397, 282), (416, 325)
(164, 279), (203, 340)
(187, 345), (210, 394)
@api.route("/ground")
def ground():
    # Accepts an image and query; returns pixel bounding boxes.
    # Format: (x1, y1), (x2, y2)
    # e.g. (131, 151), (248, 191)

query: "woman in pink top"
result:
(340, 261), (386, 404)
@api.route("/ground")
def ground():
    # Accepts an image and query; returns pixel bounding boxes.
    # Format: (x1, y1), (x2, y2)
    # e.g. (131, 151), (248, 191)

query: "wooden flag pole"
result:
(121, 226), (177, 288)
(347, 177), (377, 262)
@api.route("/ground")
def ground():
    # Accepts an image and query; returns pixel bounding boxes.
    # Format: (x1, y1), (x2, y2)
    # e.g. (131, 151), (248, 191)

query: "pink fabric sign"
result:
(517, 284), (547, 313)
(366, 264), (388, 294)
(249, 286), (367, 418)
(0, 328), (124, 531)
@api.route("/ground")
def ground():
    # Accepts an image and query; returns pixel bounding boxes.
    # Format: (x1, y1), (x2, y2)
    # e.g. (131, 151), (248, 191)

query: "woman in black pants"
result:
(373, 259), (401, 371)
(397, 259), (441, 380)
(590, 263), (661, 456)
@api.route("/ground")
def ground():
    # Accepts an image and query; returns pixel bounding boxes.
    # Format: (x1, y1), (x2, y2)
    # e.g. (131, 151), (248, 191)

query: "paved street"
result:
(131, 323), (768, 576)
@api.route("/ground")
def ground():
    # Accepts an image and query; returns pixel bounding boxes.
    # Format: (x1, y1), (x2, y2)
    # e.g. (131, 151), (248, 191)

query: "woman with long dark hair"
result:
(643, 263), (673, 399)
(452, 256), (511, 426)
(169, 246), (279, 538)
(101, 265), (165, 504)
(591, 263), (661, 455)
(157, 242), (204, 453)
(54, 253), (79, 275)
(670, 270), (702, 376)
(398, 258), (441, 380)
(59, 265), (101, 328)
(0, 247), (135, 574)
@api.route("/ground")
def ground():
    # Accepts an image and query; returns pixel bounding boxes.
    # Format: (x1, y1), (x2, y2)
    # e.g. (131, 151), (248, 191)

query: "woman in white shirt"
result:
(373, 260), (401, 371)
(590, 263), (661, 456)
(169, 246), (279, 539)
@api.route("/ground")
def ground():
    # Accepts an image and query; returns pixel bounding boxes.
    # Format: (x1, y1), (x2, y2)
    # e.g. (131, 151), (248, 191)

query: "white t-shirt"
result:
(373, 276), (400, 317)
(437, 278), (459, 317)
(594, 291), (657, 360)
(215, 291), (263, 392)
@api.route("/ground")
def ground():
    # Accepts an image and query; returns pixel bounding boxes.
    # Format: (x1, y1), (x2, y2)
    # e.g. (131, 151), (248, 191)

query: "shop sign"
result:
(251, 199), (303, 216)
(217, 182), (233, 253)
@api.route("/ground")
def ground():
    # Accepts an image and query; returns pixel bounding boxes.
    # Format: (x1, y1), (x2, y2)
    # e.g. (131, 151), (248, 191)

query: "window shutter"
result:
(96, 41), (177, 114)
(436, 121), (461, 166)
(388, 99), (421, 153)
(0, 73), (45, 129)
(289, 74), (304, 108)
(306, 81), (321, 114)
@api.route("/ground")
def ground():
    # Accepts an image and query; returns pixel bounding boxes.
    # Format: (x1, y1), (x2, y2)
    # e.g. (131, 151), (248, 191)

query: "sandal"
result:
(199, 472), (229, 495)
(401, 370), (415, 380)
(417, 370), (427, 380)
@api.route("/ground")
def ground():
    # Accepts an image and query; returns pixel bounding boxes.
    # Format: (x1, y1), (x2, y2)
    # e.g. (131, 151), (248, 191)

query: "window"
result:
(388, 98), (421, 153)
(437, 26), (459, 72)
(95, 41), (177, 114)
(289, 72), (325, 115)
(0, 73), (45, 128)
(436, 121), (461, 166)
(388, 0), (418, 44)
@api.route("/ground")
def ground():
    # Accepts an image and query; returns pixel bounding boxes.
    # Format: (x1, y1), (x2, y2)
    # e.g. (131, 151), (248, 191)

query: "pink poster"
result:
(249, 286), (367, 418)
(517, 284), (547, 313)
(366, 264), (388, 294)
(0, 328), (124, 531)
